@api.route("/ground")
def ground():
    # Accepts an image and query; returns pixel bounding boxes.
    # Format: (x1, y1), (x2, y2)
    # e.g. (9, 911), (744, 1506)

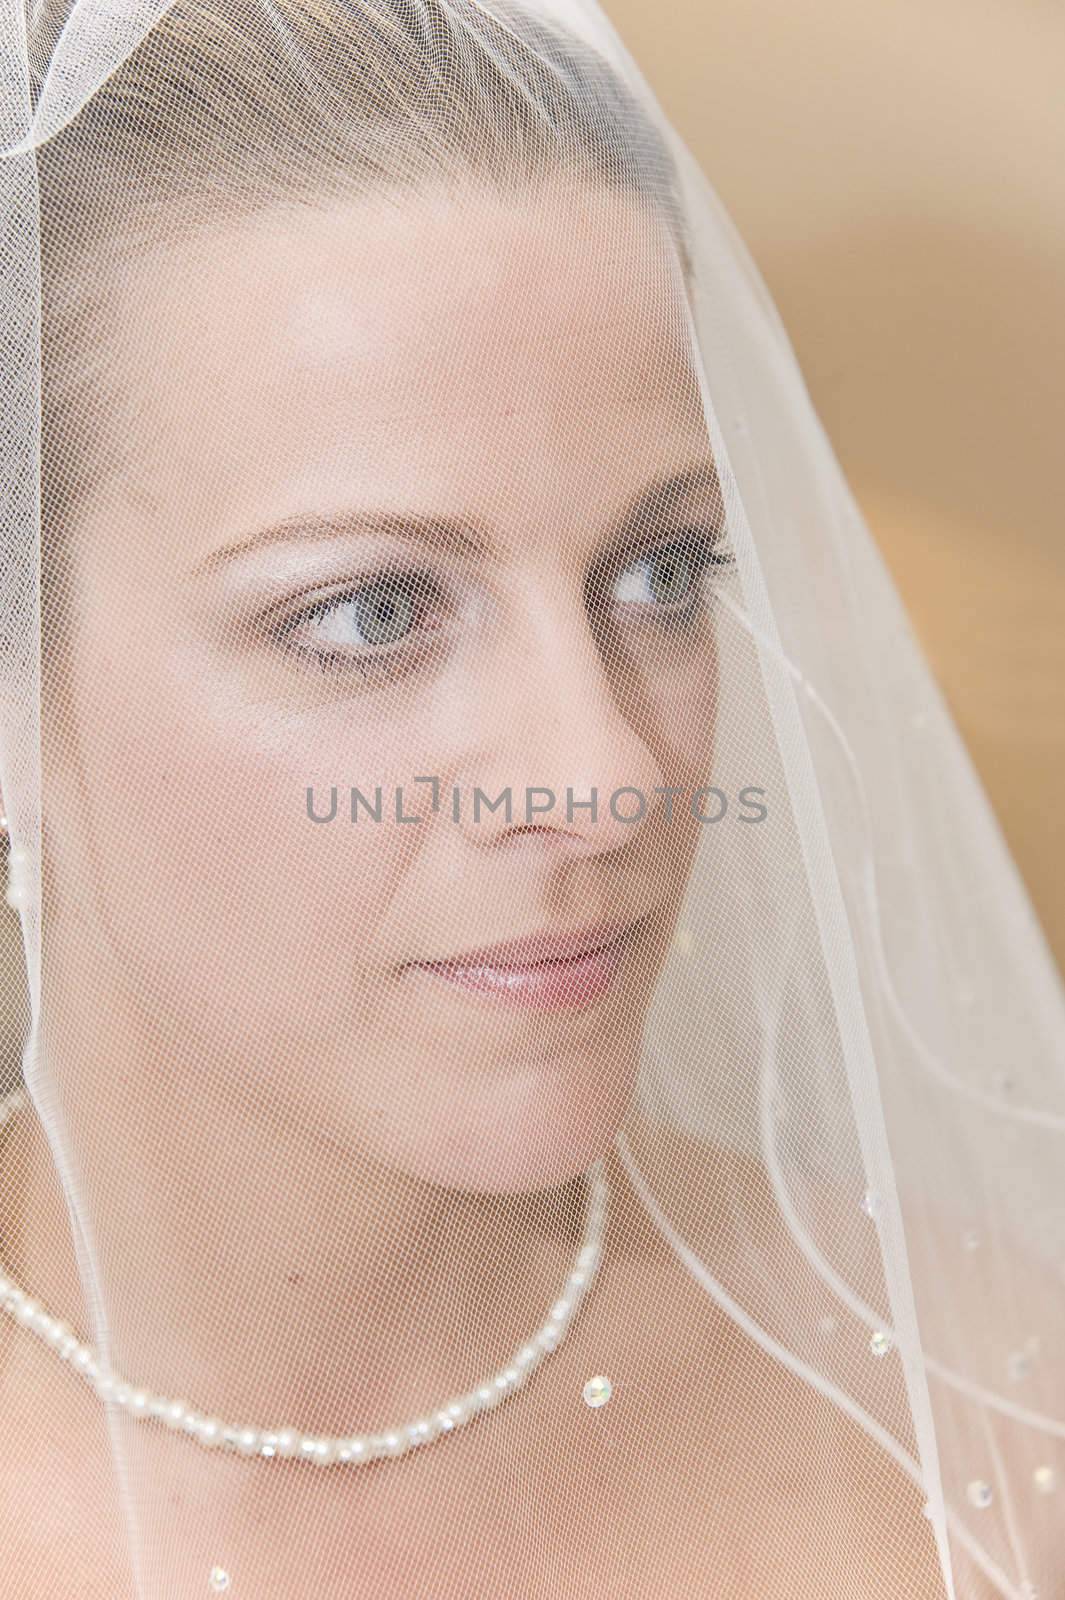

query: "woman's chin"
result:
(371, 1047), (639, 1194)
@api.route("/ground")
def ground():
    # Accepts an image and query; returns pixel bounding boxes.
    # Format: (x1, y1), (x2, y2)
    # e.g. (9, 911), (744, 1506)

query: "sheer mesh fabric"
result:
(0, 3), (1062, 1596)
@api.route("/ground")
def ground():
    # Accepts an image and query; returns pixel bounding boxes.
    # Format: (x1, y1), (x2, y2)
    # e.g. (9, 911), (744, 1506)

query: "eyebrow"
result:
(191, 459), (722, 576)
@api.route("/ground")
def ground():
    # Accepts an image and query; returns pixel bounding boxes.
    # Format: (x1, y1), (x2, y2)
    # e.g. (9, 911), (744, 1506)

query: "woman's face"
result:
(49, 180), (723, 1191)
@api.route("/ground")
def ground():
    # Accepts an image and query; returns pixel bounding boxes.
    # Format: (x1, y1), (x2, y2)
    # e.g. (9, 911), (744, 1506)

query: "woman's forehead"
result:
(130, 185), (695, 404)
(100, 182), (711, 566)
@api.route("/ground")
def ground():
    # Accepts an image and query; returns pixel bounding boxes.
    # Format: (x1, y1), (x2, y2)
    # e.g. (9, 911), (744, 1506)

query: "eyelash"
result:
(267, 527), (733, 680)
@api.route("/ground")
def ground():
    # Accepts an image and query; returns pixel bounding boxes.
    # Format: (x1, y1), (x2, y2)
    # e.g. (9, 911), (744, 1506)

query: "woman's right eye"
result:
(269, 569), (452, 678)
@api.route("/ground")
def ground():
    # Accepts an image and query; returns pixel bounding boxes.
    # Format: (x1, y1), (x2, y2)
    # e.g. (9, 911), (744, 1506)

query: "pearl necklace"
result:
(0, 1084), (608, 1465)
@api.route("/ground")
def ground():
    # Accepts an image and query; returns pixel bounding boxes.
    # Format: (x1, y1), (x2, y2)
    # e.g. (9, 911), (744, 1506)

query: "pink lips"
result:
(407, 918), (645, 1011)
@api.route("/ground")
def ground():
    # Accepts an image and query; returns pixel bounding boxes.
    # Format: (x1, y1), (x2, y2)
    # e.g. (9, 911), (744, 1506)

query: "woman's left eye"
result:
(608, 529), (732, 616)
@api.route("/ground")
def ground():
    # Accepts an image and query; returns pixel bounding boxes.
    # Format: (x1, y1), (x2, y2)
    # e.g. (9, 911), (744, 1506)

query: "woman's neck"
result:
(5, 1051), (600, 1437)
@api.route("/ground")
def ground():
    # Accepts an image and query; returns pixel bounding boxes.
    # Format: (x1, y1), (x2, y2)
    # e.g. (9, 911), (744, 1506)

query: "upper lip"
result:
(413, 916), (648, 972)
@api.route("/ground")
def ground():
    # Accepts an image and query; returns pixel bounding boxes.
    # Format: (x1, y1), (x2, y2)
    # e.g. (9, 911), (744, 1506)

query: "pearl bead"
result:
(1032, 1465), (1057, 1495)
(583, 1374), (612, 1408)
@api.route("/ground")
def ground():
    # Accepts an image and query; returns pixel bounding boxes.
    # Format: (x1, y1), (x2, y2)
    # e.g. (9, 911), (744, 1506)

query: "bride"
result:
(0, 2), (1061, 1596)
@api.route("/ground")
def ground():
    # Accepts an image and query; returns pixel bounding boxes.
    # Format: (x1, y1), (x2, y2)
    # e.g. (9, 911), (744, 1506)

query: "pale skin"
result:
(0, 178), (1031, 1596)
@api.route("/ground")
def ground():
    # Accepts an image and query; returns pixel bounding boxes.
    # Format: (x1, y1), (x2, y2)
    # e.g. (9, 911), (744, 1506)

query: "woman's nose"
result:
(453, 600), (666, 854)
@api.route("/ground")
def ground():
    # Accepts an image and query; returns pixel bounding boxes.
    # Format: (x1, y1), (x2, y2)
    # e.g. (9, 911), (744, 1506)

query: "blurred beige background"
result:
(603, 0), (1065, 971)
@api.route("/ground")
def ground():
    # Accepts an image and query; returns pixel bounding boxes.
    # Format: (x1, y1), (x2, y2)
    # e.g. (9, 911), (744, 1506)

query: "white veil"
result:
(1, 2), (1063, 1596)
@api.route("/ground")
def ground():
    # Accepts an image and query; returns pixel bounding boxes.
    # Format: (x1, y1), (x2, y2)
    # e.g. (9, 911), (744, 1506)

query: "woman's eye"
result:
(270, 570), (449, 676)
(607, 529), (732, 619)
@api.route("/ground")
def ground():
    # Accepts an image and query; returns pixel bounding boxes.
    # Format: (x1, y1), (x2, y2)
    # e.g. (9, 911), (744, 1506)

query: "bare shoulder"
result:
(601, 1112), (1060, 1598)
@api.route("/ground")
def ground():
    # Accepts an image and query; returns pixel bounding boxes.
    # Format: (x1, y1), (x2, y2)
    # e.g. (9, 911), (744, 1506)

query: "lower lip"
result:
(411, 931), (636, 1011)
